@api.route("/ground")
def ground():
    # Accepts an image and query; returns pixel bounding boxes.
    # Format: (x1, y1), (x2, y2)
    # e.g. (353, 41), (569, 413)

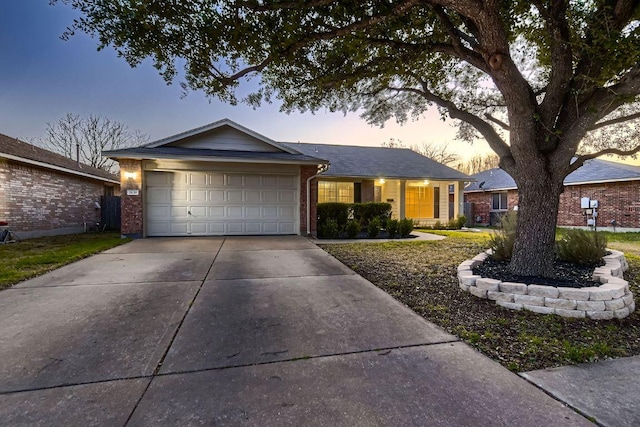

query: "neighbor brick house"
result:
(465, 159), (640, 229)
(104, 119), (470, 238)
(0, 134), (120, 238)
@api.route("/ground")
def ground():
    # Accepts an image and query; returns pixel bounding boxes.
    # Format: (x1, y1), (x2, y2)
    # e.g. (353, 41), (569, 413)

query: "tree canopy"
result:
(56, 0), (640, 276)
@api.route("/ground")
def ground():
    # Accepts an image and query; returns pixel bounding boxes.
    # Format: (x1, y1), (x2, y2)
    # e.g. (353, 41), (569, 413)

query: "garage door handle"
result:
(188, 210), (192, 216)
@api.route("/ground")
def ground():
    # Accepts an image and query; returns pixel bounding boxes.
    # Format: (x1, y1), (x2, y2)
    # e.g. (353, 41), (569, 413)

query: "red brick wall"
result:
(558, 181), (640, 228)
(299, 165), (319, 235)
(0, 158), (113, 234)
(466, 182), (640, 228)
(361, 179), (375, 202)
(119, 159), (143, 237)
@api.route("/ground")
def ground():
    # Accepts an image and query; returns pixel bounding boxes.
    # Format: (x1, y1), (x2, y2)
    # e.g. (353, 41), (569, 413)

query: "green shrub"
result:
(319, 219), (340, 239)
(433, 220), (444, 230)
(368, 217), (381, 238)
(346, 220), (361, 238)
(457, 215), (467, 229)
(317, 203), (350, 226)
(399, 218), (414, 237)
(488, 210), (517, 261)
(352, 202), (392, 227)
(386, 219), (399, 238)
(556, 229), (607, 265)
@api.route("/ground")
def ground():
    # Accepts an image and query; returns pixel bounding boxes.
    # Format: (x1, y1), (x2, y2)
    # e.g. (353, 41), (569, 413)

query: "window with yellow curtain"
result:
(406, 186), (437, 218)
(318, 181), (354, 203)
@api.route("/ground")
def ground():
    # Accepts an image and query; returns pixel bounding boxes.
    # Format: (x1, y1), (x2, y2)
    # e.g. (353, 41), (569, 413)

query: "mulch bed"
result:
(473, 258), (603, 288)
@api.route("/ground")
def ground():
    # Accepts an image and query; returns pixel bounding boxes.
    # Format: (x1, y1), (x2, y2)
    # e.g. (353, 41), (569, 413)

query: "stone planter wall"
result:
(458, 250), (635, 320)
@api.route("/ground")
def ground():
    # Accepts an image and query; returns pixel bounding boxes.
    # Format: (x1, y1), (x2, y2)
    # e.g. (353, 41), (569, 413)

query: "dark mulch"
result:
(473, 258), (604, 288)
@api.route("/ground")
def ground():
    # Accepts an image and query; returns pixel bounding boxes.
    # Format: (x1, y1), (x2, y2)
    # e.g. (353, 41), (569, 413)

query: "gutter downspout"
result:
(306, 163), (329, 236)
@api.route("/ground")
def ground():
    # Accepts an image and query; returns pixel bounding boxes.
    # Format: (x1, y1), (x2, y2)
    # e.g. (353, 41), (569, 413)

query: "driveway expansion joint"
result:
(155, 339), (461, 378)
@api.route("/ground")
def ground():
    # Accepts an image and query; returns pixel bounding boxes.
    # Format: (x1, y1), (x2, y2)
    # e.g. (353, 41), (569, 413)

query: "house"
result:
(0, 134), (121, 238)
(465, 159), (640, 229)
(104, 119), (471, 238)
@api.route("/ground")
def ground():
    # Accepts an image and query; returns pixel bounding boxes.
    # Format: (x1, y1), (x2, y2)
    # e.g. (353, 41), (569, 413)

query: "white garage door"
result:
(145, 171), (298, 236)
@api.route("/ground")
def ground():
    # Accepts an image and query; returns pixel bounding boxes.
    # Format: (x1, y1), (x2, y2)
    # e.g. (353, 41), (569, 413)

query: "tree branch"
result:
(484, 113), (510, 130)
(590, 111), (640, 131)
(570, 144), (640, 173)
(384, 83), (513, 161)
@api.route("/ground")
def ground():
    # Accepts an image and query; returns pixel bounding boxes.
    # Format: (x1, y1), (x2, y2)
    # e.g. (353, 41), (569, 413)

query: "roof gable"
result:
(283, 142), (470, 181)
(0, 133), (119, 183)
(146, 118), (297, 154)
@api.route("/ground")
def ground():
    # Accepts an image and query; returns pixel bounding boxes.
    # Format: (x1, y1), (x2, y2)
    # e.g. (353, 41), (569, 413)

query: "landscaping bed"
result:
(320, 232), (640, 372)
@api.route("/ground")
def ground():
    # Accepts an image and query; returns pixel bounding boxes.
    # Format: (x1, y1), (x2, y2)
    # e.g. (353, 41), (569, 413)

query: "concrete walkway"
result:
(0, 236), (590, 426)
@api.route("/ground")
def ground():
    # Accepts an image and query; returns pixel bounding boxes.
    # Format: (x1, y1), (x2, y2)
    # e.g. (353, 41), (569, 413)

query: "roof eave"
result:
(319, 172), (474, 181)
(0, 152), (119, 185)
(105, 152), (327, 166)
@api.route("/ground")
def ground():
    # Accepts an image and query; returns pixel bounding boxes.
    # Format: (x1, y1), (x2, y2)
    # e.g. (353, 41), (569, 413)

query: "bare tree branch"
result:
(570, 144), (640, 173)
(590, 111), (640, 131)
(484, 113), (510, 130)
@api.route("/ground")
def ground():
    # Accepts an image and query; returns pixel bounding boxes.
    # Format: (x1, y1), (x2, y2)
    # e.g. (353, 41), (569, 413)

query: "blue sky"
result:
(0, 1), (491, 159)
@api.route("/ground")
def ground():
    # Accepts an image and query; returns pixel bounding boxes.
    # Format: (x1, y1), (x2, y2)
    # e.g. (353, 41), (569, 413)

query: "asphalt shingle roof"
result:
(0, 133), (119, 182)
(104, 146), (326, 164)
(465, 158), (640, 192)
(282, 142), (471, 181)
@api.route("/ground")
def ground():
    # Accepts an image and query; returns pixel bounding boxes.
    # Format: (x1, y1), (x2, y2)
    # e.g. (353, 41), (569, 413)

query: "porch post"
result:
(399, 180), (406, 219)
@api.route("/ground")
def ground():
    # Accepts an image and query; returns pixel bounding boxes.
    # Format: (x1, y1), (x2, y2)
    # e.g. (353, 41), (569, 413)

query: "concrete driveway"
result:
(0, 236), (589, 426)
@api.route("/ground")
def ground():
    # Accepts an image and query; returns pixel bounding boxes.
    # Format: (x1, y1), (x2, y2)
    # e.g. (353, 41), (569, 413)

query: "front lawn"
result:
(0, 232), (131, 290)
(321, 231), (640, 372)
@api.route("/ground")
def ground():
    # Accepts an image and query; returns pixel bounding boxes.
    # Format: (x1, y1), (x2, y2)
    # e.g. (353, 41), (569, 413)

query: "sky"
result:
(0, 1), (496, 162)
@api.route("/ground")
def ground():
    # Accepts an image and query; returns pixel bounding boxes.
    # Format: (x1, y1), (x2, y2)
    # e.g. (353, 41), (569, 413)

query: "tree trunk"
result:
(509, 174), (563, 277)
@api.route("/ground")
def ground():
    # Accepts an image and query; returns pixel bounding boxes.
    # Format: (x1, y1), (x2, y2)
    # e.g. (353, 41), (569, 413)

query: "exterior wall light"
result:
(124, 171), (137, 180)
(423, 180), (430, 185)
(379, 178), (386, 184)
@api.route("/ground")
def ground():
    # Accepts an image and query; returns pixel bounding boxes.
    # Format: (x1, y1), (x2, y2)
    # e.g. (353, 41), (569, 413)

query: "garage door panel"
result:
(227, 191), (243, 202)
(245, 175), (261, 186)
(227, 206), (243, 217)
(170, 223), (189, 235)
(170, 207), (189, 218)
(147, 188), (171, 203)
(148, 205), (170, 219)
(245, 190), (261, 203)
(278, 176), (296, 187)
(262, 176), (278, 187)
(146, 171), (298, 236)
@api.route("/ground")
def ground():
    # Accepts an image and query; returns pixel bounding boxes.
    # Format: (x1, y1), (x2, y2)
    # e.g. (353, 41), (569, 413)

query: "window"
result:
(406, 185), (439, 218)
(492, 192), (508, 210)
(318, 181), (354, 203)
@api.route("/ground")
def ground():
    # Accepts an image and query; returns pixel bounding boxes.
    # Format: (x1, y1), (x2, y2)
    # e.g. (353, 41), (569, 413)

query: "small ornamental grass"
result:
(487, 211), (517, 261)
(556, 229), (607, 265)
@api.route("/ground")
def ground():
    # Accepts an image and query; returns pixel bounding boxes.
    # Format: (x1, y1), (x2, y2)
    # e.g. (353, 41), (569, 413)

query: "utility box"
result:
(590, 200), (599, 208)
(581, 197), (591, 209)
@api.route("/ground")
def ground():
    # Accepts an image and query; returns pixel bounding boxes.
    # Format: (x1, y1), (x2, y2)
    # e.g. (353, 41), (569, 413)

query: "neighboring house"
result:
(465, 159), (640, 229)
(104, 119), (470, 238)
(0, 134), (121, 239)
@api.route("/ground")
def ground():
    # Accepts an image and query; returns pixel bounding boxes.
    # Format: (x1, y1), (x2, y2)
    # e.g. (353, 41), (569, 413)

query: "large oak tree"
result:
(57, 0), (640, 276)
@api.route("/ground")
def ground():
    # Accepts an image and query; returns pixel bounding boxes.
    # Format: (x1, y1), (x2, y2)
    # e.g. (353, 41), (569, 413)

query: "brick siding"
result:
(119, 159), (143, 237)
(0, 158), (113, 234)
(466, 181), (640, 228)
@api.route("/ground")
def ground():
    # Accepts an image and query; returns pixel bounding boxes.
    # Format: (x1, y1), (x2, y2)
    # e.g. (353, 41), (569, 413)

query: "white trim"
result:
(465, 177), (640, 193)
(0, 152), (120, 185)
(144, 118), (298, 154)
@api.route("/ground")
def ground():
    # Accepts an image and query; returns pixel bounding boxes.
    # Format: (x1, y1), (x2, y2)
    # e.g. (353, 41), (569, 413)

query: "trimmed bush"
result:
(320, 219), (340, 239)
(352, 202), (392, 227)
(488, 210), (517, 261)
(317, 203), (349, 228)
(368, 217), (381, 238)
(399, 218), (414, 237)
(386, 219), (399, 238)
(556, 229), (607, 265)
(346, 220), (361, 238)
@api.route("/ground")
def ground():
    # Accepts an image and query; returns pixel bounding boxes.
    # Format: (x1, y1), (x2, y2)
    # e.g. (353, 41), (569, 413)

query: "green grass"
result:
(0, 232), (131, 290)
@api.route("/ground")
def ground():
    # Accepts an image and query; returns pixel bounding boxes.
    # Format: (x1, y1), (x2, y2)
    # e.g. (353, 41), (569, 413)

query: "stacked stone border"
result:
(458, 250), (635, 320)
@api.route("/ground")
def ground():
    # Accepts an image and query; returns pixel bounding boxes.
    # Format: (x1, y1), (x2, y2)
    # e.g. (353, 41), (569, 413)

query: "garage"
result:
(145, 170), (299, 236)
